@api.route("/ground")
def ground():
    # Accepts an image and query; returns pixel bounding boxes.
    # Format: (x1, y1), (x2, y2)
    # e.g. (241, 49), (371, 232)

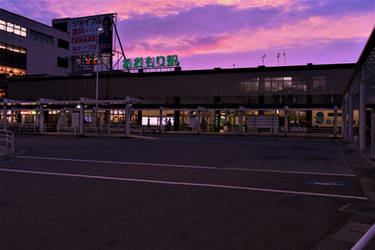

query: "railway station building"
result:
(1, 8), (375, 158)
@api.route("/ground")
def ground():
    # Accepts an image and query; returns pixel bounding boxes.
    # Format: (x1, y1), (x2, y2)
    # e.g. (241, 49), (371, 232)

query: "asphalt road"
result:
(0, 134), (368, 250)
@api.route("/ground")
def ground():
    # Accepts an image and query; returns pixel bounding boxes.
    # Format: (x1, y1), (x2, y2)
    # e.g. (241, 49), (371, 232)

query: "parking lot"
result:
(0, 134), (370, 249)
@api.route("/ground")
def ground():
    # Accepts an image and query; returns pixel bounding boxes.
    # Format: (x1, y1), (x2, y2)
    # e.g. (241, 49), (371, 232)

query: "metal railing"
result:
(0, 129), (15, 153)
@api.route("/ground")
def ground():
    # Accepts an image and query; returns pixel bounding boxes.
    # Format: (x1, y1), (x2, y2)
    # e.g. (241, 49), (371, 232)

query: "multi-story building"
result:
(0, 8), (70, 77)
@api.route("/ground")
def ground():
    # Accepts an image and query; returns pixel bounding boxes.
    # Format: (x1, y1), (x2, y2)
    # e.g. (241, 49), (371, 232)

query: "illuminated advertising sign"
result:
(70, 14), (113, 56)
(123, 55), (179, 69)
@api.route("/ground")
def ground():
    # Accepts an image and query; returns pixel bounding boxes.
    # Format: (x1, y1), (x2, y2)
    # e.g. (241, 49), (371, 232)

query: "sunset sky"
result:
(2, 0), (375, 70)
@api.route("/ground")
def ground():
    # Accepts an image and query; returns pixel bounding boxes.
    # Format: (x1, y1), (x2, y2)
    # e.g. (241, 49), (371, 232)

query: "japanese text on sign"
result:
(70, 14), (113, 57)
(123, 55), (180, 69)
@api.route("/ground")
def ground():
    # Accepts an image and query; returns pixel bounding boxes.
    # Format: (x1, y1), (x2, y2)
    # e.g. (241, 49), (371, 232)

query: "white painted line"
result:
(19, 155), (356, 177)
(0, 168), (367, 200)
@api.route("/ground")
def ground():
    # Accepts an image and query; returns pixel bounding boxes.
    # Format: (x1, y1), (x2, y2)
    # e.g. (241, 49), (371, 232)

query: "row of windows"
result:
(240, 76), (327, 93)
(29, 29), (54, 45)
(0, 42), (27, 54)
(0, 48), (27, 70)
(0, 65), (26, 76)
(0, 19), (27, 37)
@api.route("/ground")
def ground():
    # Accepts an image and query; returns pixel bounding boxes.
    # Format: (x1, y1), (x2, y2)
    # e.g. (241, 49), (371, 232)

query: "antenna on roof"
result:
(277, 53), (280, 66)
(283, 51), (286, 66)
(261, 54), (266, 66)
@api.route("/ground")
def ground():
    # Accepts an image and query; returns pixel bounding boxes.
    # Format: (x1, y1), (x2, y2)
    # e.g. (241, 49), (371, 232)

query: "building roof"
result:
(345, 26), (375, 92)
(7, 63), (355, 82)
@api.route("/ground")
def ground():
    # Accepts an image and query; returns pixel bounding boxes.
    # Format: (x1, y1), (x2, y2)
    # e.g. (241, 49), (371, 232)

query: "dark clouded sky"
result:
(1, 0), (374, 70)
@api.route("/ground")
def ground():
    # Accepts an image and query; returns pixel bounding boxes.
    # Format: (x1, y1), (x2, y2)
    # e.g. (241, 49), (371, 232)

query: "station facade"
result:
(4, 63), (355, 134)
(1, 8), (374, 154)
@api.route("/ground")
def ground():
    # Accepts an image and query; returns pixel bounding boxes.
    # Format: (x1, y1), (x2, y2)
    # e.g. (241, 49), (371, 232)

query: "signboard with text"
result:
(123, 55), (180, 70)
(70, 14), (114, 57)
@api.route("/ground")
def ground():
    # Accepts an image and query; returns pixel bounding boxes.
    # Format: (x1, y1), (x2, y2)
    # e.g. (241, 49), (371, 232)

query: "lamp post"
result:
(94, 27), (103, 131)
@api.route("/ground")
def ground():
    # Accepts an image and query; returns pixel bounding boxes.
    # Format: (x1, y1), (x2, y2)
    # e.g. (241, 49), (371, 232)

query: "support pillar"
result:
(10, 108), (14, 126)
(284, 106), (288, 135)
(174, 110), (180, 131)
(159, 107), (163, 133)
(342, 102), (347, 140)
(2, 104), (7, 130)
(79, 104), (84, 135)
(39, 105), (44, 134)
(197, 111), (201, 134)
(137, 110), (142, 126)
(125, 104), (130, 136)
(107, 110), (111, 135)
(371, 109), (375, 160)
(359, 77), (366, 151)
(238, 109), (243, 134)
(348, 88), (354, 144)
(92, 108), (97, 133)
(334, 105), (338, 137)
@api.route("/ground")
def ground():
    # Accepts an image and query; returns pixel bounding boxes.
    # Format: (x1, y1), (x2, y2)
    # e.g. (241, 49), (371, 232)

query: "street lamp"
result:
(96, 27), (103, 106)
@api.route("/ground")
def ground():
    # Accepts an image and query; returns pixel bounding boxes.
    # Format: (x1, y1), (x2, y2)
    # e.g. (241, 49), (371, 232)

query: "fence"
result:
(0, 129), (15, 153)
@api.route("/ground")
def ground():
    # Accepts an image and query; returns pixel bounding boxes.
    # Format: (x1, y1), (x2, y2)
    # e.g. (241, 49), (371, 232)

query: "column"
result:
(238, 109), (243, 134)
(79, 104), (84, 135)
(371, 109), (375, 160)
(159, 107), (163, 133)
(174, 110), (180, 131)
(333, 105), (338, 137)
(348, 88), (354, 144)
(125, 104), (130, 136)
(39, 105), (44, 134)
(342, 102), (347, 140)
(92, 108), (97, 133)
(107, 110), (111, 135)
(137, 110), (142, 126)
(10, 108), (14, 126)
(284, 106), (288, 135)
(197, 111), (201, 134)
(359, 77), (366, 151)
(2, 104), (7, 130)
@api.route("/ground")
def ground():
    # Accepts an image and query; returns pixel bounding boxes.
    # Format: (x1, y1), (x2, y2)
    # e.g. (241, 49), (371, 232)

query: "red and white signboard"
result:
(70, 14), (113, 56)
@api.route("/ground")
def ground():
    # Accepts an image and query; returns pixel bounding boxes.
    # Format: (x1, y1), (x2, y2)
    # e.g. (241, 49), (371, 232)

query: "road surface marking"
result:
(19, 155), (356, 177)
(0, 167), (366, 200)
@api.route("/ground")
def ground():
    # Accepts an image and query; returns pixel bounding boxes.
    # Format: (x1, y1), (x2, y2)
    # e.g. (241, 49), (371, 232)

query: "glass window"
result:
(0, 19), (27, 37)
(30, 30), (53, 45)
(6, 25), (13, 33)
(240, 78), (259, 93)
(313, 76), (326, 91)
(264, 78), (272, 92)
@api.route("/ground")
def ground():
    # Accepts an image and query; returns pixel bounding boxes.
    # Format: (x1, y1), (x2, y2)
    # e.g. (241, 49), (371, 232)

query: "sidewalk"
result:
(314, 139), (375, 250)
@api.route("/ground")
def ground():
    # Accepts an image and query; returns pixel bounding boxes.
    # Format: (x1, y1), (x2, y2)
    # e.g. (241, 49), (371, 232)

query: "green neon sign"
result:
(123, 55), (179, 69)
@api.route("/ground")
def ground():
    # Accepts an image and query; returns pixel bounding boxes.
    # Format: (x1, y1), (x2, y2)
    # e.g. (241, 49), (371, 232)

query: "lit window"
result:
(6, 25), (13, 33)
(0, 19), (27, 37)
